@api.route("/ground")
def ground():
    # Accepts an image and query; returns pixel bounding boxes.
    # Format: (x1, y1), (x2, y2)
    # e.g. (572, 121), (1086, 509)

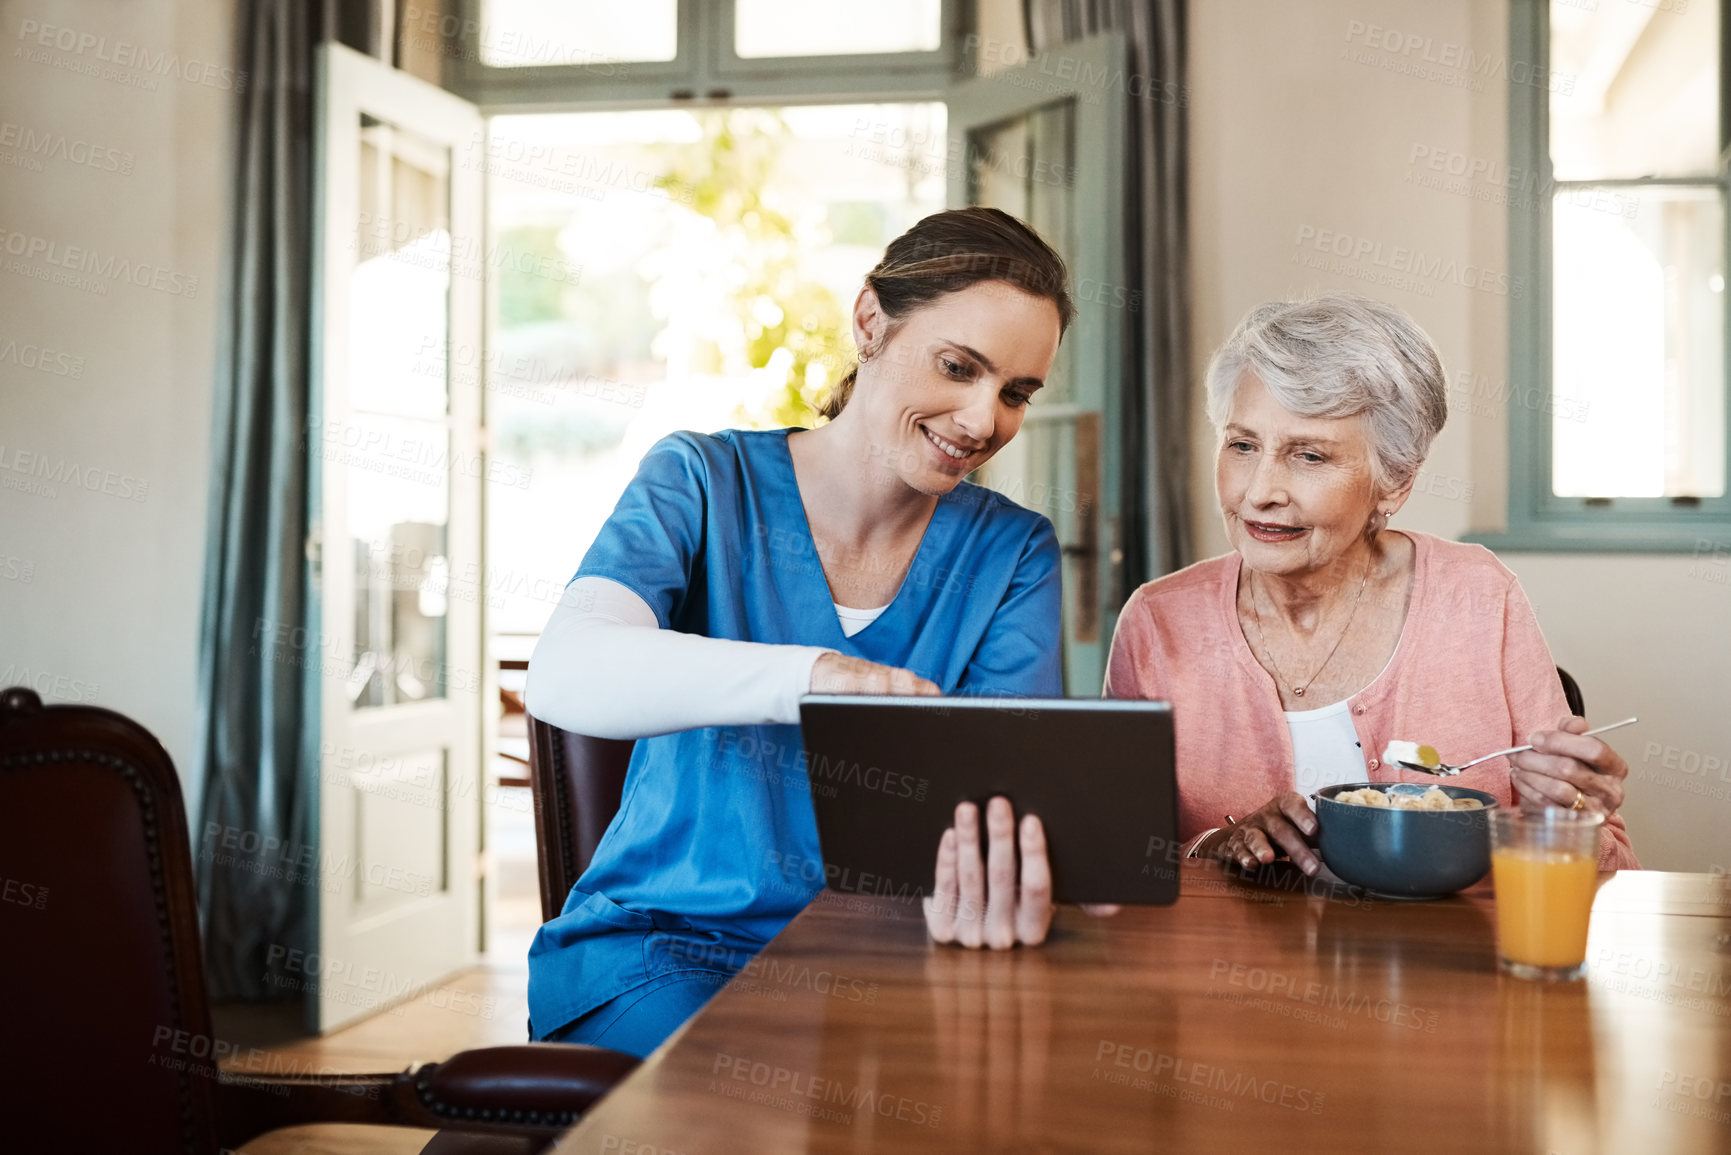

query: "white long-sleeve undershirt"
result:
(523, 576), (883, 740)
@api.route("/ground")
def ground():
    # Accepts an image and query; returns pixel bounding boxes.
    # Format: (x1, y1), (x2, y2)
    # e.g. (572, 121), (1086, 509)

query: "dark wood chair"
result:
(1557, 666), (1586, 719)
(0, 687), (638, 1155)
(525, 714), (634, 924)
(497, 644), (534, 789)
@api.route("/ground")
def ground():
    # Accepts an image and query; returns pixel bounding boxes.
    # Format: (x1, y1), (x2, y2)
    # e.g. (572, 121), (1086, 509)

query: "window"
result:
(471, 0), (680, 66)
(439, 0), (959, 107)
(734, 0), (942, 59)
(1497, 0), (1730, 550)
(480, 105), (944, 633)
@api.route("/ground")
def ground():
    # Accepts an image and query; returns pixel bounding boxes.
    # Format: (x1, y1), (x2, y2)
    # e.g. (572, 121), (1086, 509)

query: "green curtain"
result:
(192, 0), (320, 1003)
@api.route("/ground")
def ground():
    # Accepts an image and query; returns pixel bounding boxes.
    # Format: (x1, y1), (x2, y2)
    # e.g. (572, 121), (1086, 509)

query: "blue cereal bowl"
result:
(1312, 783), (1499, 899)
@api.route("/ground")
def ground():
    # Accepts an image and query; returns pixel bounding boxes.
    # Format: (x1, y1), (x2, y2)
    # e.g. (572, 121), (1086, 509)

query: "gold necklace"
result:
(1246, 564), (1370, 699)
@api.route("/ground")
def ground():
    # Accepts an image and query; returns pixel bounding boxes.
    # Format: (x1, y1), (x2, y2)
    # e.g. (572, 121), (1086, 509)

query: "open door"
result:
(309, 43), (485, 1032)
(948, 34), (1128, 695)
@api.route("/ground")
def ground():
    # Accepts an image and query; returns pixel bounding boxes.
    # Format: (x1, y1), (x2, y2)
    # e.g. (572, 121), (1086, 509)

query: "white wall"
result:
(0, 0), (235, 820)
(1188, 0), (1731, 870)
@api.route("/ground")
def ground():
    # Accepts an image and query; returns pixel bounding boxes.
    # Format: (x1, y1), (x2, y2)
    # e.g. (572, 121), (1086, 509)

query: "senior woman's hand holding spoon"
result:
(1507, 715), (1635, 817)
(1391, 716), (1636, 816)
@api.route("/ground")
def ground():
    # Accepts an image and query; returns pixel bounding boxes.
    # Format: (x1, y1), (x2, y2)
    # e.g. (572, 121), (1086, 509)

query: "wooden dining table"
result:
(554, 860), (1731, 1153)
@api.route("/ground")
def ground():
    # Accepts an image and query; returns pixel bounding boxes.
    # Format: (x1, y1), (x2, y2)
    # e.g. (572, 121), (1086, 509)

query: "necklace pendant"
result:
(1293, 686), (1305, 696)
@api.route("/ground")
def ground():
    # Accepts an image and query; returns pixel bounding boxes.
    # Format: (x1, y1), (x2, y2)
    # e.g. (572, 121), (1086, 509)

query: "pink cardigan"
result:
(1105, 531), (1639, 870)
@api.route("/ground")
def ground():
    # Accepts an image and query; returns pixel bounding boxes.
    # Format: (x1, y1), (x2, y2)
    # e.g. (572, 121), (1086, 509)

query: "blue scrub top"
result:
(526, 428), (1061, 1037)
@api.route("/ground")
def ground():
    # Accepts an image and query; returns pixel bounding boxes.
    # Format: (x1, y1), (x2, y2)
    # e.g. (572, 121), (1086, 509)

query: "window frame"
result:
(443, 0), (964, 110)
(1480, 0), (1731, 553)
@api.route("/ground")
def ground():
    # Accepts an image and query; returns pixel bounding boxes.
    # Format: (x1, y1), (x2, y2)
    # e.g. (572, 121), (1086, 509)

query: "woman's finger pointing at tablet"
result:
(1015, 813), (1055, 946)
(923, 826), (960, 944)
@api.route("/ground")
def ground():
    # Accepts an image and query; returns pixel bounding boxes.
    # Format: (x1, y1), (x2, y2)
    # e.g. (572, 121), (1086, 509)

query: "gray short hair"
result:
(1203, 293), (1448, 493)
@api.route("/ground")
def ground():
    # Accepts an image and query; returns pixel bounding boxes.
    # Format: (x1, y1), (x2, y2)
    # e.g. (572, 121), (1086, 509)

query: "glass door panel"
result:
(969, 105), (1078, 406)
(341, 411), (453, 709)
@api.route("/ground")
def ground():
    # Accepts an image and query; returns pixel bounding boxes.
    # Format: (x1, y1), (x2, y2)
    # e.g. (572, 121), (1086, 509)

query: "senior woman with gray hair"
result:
(1106, 293), (1639, 872)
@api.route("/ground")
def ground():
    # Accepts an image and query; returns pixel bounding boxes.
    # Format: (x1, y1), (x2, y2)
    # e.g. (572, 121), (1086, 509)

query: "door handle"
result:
(305, 523), (324, 584)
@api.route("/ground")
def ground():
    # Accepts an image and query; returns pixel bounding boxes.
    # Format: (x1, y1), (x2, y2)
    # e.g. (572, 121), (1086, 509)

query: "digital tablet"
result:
(798, 696), (1179, 907)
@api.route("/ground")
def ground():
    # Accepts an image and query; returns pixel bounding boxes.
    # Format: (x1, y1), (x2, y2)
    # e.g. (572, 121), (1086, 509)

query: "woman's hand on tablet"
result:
(924, 798), (1055, 949)
(810, 653), (941, 697)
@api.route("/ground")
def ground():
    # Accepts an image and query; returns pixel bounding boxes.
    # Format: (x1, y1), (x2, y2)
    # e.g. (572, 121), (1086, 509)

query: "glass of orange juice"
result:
(1489, 808), (1603, 980)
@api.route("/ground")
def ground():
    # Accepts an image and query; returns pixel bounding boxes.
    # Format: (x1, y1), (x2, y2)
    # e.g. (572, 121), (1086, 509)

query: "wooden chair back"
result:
(526, 716), (633, 924)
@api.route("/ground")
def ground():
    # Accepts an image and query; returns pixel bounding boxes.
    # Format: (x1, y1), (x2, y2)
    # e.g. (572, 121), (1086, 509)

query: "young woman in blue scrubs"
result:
(524, 208), (1077, 1057)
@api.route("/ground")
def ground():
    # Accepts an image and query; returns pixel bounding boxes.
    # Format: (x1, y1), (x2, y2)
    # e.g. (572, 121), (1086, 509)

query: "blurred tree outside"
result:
(495, 224), (567, 327)
(653, 109), (851, 428)
(489, 219), (659, 461)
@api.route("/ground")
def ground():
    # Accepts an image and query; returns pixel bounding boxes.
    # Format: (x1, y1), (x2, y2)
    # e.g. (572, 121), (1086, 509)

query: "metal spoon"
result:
(1394, 717), (1638, 777)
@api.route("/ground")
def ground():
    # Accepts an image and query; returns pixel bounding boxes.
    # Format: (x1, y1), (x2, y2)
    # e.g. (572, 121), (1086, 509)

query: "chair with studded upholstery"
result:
(0, 686), (638, 1155)
(525, 714), (633, 925)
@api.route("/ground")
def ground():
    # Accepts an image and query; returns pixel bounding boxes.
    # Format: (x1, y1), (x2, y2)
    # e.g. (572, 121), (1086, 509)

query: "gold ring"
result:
(1571, 790), (1586, 811)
